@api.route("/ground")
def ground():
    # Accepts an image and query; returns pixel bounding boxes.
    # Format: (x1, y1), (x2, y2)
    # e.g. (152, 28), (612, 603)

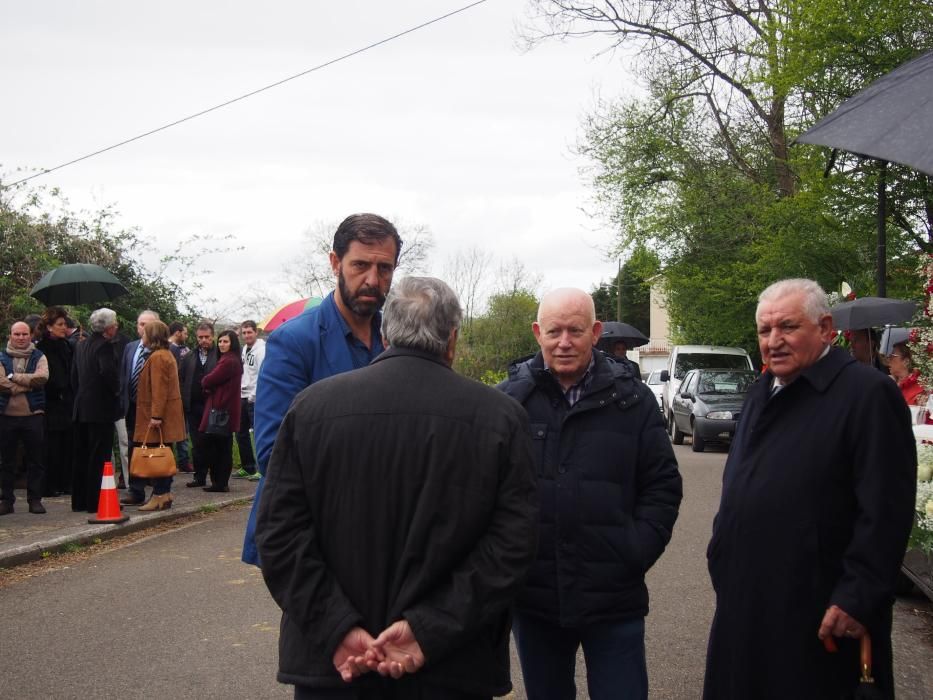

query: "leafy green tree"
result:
(592, 245), (658, 332)
(526, 0), (933, 352)
(0, 182), (198, 333)
(455, 289), (539, 382)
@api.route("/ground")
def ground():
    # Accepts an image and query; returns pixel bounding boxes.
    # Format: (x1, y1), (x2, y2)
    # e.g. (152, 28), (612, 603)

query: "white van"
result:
(660, 345), (755, 426)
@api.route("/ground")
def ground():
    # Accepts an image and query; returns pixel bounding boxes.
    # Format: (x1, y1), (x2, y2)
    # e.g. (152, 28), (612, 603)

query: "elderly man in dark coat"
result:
(704, 278), (916, 700)
(71, 308), (122, 514)
(256, 276), (538, 700)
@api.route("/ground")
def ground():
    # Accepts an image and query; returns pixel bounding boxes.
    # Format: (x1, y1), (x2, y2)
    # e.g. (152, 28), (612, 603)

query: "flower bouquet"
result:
(909, 443), (933, 555)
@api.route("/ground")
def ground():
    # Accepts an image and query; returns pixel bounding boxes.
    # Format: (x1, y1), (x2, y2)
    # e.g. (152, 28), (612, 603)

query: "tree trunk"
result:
(769, 97), (795, 197)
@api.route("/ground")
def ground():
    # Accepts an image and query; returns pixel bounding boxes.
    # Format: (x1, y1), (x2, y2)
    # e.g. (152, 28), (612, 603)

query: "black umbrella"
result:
(797, 51), (933, 175)
(599, 321), (649, 349)
(796, 50), (933, 297)
(30, 263), (129, 306)
(830, 296), (916, 331)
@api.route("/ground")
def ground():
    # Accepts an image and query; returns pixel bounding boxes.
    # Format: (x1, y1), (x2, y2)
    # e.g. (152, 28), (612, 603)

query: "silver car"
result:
(645, 370), (664, 410)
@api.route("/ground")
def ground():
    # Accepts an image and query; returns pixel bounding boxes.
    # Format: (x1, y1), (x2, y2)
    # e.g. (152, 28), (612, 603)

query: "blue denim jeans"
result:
(512, 613), (647, 700)
(175, 431), (190, 468)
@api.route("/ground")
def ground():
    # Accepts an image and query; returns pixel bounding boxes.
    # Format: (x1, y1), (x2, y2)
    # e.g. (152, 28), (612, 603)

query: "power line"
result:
(5, 0), (489, 189)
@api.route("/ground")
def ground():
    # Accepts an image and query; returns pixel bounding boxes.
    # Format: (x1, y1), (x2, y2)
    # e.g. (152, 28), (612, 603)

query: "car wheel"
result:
(671, 418), (685, 445)
(691, 434), (705, 452)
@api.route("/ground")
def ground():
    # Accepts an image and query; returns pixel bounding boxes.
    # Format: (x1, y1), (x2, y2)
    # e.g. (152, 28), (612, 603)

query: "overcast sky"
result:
(2, 0), (640, 318)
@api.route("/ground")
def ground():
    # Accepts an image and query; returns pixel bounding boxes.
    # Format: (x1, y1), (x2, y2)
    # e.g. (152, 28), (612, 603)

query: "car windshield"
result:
(647, 371), (662, 385)
(674, 353), (749, 379)
(695, 371), (756, 395)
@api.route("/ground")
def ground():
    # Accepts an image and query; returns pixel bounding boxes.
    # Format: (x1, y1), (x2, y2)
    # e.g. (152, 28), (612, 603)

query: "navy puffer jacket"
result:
(499, 351), (681, 626)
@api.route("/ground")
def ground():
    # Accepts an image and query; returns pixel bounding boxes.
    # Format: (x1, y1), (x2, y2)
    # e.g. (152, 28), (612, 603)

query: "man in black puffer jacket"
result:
(499, 288), (682, 700)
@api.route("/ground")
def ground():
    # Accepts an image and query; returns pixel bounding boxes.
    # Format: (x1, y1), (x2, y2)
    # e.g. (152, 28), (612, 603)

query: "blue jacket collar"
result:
(317, 291), (384, 375)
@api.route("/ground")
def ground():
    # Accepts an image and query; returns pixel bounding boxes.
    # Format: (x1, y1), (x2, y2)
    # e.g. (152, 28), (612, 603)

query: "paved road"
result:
(1, 444), (931, 699)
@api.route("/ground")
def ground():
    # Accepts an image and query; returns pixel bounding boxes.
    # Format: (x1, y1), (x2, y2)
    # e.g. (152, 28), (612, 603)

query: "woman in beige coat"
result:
(133, 320), (185, 511)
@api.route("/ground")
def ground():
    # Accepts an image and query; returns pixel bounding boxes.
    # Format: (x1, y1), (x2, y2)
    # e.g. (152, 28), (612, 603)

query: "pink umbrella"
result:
(259, 297), (323, 332)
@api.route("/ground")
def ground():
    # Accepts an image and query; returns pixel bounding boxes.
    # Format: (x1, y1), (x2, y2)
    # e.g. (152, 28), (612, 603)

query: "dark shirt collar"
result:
(334, 305), (384, 354)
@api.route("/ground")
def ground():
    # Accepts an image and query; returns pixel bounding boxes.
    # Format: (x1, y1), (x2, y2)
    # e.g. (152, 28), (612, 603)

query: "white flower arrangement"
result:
(911, 444), (933, 553)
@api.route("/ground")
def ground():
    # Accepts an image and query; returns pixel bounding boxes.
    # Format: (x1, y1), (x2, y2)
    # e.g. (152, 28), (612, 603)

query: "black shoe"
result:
(203, 485), (230, 493)
(186, 480), (207, 488)
(177, 464), (194, 473)
(116, 476), (127, 490)
(28, 501), (47, 515)
(0, 501), (13, 516)
(119, 494), (145, 505)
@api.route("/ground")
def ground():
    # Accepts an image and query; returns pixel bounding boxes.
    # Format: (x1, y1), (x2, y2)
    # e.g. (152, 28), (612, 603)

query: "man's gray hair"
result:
(382, 277), (462, 357)
(89, 308), (117, 333)
(757, 279), (830, 323)
(139, 309), (160, 321)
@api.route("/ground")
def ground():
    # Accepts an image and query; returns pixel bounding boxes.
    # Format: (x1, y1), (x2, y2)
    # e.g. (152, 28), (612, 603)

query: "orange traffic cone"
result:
(88, 461), (129, 524)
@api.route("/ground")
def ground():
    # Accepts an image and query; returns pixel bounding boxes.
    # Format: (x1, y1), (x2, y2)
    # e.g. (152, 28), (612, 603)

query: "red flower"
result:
(845, 291), (857, 301)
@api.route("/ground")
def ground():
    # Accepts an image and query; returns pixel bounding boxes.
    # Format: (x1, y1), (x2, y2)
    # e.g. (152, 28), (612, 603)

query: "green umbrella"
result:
(30, 263), (129, 306)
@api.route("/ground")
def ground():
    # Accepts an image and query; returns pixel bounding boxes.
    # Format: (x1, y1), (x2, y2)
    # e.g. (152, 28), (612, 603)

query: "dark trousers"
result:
(201, 432), (233, 488)
(175, 429), (190, 468)
(294, 679), (490, 700)
(188, 406), (208, 483)
(43, 425), (73, 496)
(72, 421), (114, 513)
(235, 397), (256, 471)
(0, 414), (45, 504)
(126, 401), (148, 500)
(512, 613), (648, 700)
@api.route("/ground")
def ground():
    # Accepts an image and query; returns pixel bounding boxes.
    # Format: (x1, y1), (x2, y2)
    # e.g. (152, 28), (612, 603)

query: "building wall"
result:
(631, 277), (671, 375)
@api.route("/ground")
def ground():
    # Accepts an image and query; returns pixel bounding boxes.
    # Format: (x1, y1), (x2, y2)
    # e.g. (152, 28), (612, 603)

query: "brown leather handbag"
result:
(130, 426), (178, 478)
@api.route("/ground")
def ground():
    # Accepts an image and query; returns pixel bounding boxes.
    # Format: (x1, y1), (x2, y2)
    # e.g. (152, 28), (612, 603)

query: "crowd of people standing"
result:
(0, 305), (265, 517)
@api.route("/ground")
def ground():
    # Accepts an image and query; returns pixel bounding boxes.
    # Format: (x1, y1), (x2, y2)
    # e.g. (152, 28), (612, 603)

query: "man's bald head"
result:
(136, 310), (159, 339)
(537, 288), (597, 325)
(9, 322), (33, 350)
(533, 288), (602, 390)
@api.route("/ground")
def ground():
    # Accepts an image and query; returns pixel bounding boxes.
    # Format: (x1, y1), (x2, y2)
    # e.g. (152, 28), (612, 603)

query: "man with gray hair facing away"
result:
(703, 278), (915, 699)
(71, 308), (122, 513)
(257, 276), (539, 700)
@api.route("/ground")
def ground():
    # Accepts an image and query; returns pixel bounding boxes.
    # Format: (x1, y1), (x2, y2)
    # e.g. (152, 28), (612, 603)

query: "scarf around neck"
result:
(5, 341), (36, 358)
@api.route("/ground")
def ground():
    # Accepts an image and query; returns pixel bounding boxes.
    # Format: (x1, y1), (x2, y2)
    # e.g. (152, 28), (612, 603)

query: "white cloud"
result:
(2, 0), (638, 317)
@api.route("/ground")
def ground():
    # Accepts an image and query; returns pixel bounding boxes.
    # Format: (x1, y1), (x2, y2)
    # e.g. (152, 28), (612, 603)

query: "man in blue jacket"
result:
(242, 213), (401, 565)
(499, 288), (682, 700)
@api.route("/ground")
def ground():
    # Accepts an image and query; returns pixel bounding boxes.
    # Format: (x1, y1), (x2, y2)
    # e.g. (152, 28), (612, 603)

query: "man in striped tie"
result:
(119, 310), (159, 506)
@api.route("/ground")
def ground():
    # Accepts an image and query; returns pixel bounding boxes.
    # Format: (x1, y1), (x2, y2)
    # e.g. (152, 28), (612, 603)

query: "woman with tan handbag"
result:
(133, 320), (185, 511)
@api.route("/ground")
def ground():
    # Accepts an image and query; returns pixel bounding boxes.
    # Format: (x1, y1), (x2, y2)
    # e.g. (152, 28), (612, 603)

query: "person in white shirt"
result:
(234, 320), (265, 479)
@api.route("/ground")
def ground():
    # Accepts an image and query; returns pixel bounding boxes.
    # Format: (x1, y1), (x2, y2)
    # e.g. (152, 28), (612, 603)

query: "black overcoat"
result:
(71, 332), (121, 424)
(256, 347), (539, 696)
(704, 347), (916, 699)
(36, 335), (74, 430)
